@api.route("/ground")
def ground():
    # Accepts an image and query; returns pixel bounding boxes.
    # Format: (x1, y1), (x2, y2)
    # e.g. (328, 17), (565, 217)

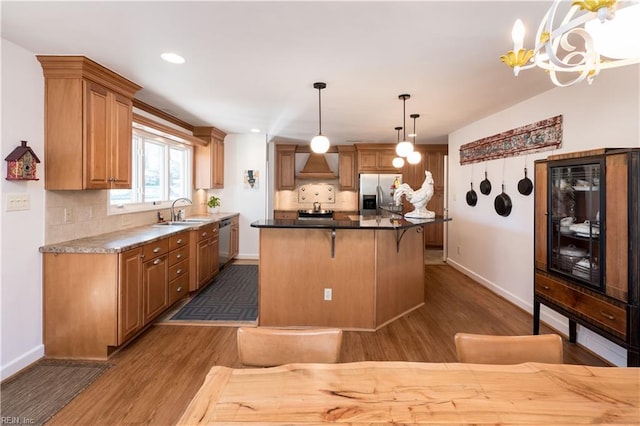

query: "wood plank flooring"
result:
(47, 264), (608, 425)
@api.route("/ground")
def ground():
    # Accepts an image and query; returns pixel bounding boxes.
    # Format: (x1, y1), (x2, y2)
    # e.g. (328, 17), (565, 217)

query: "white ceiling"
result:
(2, 1), (560, 145)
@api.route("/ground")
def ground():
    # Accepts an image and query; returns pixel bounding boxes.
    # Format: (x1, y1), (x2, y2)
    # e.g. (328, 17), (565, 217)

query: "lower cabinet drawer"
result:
(535, 273), (626, 336)
(169, 274), (189, 304)
(169, 259), (189, 281)
(169, 246), (189, 266)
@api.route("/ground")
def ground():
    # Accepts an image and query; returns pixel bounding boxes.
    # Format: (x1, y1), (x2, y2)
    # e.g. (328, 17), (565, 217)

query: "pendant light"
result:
(407, 113), (422, 165)
(395, 94), (414, 158)
(392, 126), (405, 168)
(310, 82), (330, 154)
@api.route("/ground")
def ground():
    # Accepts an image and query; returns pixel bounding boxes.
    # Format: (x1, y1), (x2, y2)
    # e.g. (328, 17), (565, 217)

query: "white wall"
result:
(213, 133), (268, 260)
(1, 39), (46, 379)
(447, 65), (640, 366)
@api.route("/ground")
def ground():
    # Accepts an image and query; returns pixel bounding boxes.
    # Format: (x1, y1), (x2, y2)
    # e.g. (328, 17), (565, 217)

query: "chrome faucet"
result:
(170, 197), (192, 221)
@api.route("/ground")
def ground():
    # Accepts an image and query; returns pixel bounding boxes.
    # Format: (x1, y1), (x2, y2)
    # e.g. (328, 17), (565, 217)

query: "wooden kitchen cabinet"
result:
(274, 210), (297, 219)
(43, 232), (191, 360)
(191, 223), (219, 291)
(118, 247), (144, 344)
(337, 145), (357, 190)
(398, 144), (447, 248)
(230, 215), (240, 260)
(194, 126), (227, 189)
(356, 144), (397, 173)
(168, 231), (190, 304)
(37, 56), (141, 190)
(533, 148), (640, 366)
(276, 144), (297, 190)
(142, 239), (169, 323)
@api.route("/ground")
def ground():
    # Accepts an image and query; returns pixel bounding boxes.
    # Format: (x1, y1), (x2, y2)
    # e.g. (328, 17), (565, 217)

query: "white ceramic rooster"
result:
(393, 171), (435, 218)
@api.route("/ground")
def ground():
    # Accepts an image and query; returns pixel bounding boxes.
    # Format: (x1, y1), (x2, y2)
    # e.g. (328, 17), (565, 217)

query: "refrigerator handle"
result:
(376, 185), (383, 213)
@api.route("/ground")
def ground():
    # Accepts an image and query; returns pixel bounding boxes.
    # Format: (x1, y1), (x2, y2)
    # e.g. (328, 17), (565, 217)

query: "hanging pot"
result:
(480, 170), (492, 195)
(494, 184), (513, 217)
(518, 167), (533, 196)
(466, 182), (477, 206)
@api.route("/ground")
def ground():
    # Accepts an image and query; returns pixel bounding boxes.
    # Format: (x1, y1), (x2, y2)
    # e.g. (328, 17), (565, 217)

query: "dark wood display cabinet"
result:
(533, 148), (639, 366)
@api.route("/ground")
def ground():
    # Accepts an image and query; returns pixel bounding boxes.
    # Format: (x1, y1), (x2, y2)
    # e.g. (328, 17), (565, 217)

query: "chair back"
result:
(237, 327), (343, 367)
(454, 333), (563, 364)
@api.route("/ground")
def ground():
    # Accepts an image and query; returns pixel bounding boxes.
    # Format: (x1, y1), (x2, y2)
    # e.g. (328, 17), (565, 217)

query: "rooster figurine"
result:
(393, 171), (435, 218)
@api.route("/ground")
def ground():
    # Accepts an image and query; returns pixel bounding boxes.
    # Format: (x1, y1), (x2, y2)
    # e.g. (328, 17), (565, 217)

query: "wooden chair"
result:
(236, 327), (343, 367)
(454, 333), (563, 364)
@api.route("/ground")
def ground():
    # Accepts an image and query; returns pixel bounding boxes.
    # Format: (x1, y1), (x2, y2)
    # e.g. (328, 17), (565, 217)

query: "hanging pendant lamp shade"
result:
(396, 94), (414, 158)
(310, 82), (330, 154)
(392, 126), (405, 168)
(407, 113), (421, 165)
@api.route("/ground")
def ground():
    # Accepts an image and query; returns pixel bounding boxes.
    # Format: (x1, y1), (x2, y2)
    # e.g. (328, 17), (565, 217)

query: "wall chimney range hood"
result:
(297, 153), (337, 179)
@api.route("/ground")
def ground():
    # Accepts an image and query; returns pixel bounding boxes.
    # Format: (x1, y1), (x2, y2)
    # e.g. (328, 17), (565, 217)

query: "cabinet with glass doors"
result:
(533, 148), (639, 366)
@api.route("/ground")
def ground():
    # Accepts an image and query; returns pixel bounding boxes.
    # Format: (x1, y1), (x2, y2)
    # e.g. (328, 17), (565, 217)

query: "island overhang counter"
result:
(251, 216), (450, 330)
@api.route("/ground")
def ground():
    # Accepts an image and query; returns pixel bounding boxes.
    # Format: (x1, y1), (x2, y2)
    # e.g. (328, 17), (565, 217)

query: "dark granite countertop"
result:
(251, 215), (451, 230)
(39, 212), (239, 254)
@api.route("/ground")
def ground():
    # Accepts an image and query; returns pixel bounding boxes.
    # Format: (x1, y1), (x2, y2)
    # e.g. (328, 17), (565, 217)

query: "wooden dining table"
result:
(177, 361), (639, 424)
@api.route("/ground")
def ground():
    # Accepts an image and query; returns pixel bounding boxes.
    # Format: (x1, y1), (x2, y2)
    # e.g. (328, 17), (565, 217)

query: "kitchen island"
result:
(251, 215), (450, 330)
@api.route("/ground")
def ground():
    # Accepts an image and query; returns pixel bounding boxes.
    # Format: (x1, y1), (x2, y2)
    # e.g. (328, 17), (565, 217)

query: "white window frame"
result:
(108, 126), (193, 215)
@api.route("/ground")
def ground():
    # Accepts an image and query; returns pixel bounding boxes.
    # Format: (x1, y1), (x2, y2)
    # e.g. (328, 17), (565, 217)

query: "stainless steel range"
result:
(297, 209), (334, 220)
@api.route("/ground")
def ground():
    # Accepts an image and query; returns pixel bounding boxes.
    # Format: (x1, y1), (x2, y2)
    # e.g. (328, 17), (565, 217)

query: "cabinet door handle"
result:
(542, 285), (550, 290)
(176, 253), (182, 259)
(153, 247), (162, 253)
(177, 238), (183, 244)
(600, 311), (615, 321)
(153, 258), (162, 265)
(176, 268), (182, 275)
(177, 286), (183, 292)
(201, 232), (208, 237)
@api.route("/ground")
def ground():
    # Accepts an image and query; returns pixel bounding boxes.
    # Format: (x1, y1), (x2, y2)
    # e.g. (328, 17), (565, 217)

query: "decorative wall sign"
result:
(459, 115), (562, 165)
(244, 170), (259, 189)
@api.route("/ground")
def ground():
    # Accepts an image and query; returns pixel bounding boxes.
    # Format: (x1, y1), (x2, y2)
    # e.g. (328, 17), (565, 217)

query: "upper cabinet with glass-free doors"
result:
(38, 56), (141, 190)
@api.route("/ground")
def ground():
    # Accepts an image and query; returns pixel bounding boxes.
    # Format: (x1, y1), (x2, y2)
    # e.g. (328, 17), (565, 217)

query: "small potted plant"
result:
(207, 195), (221, 213)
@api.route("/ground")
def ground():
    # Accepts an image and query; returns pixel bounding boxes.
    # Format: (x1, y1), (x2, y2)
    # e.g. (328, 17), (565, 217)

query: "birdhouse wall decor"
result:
(5, 140), (40, 181)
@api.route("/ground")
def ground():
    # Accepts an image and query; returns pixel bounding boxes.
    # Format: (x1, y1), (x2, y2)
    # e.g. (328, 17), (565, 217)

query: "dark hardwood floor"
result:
(48, 264), (608, 425)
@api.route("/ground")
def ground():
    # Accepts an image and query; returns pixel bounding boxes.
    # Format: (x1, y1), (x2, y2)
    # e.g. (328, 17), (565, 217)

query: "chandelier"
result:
(310, 82), (330, 154)
(500, 0), (640, 87)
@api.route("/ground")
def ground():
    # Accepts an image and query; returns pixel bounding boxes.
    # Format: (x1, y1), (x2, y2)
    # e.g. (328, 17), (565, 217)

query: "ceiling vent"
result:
(297, 153), (336, 179)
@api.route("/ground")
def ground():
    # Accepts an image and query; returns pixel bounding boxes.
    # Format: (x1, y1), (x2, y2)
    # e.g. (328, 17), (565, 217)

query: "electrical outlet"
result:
(324, 288), (332, 301)
(64, 208), (73, 222)
(6, 193), (30, 211)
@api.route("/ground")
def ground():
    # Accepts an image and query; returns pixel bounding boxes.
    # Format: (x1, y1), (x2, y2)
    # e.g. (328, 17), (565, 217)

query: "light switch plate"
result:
(6, 193), (30, 211)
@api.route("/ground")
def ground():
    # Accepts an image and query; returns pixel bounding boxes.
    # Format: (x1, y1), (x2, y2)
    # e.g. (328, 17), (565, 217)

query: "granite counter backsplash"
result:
(39, 212), (238, 254)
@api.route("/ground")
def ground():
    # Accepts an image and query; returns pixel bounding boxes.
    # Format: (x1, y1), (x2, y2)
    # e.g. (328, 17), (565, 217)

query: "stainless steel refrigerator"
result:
(359, 173), (403, 215)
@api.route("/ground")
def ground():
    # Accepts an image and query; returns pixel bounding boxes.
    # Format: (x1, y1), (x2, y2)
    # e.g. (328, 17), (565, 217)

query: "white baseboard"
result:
(1, 344), (44, 381)
(445, 259), (627, 366)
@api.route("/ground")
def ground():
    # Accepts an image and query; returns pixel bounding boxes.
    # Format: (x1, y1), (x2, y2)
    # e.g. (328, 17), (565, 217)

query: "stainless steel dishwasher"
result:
(218, 217), (232, 268)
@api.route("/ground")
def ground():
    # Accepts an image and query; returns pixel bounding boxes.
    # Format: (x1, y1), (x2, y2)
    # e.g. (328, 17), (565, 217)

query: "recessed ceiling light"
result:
(160, 52), (185, 64)
(250, 128), (260, 133)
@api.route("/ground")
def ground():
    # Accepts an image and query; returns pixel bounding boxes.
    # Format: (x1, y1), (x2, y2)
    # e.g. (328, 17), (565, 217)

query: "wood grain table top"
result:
(177, 361), (640, 424)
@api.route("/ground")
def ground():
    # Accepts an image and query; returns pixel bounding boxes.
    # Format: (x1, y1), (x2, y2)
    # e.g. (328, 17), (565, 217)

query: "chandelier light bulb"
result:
(310, 135), (330, 154)
(392, 156), (405, 168)
(407, 150), (422, 164)
(396, 141), (414, 157)
(511, 19), (525, 52)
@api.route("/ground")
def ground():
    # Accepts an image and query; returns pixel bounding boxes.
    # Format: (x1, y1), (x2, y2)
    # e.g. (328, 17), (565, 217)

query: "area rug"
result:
(0, 359), (110, 426)
(171, 264), (258, 322)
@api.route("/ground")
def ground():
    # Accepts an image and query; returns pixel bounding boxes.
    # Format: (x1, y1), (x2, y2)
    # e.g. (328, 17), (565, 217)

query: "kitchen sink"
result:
(152, 219), (208, 227)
